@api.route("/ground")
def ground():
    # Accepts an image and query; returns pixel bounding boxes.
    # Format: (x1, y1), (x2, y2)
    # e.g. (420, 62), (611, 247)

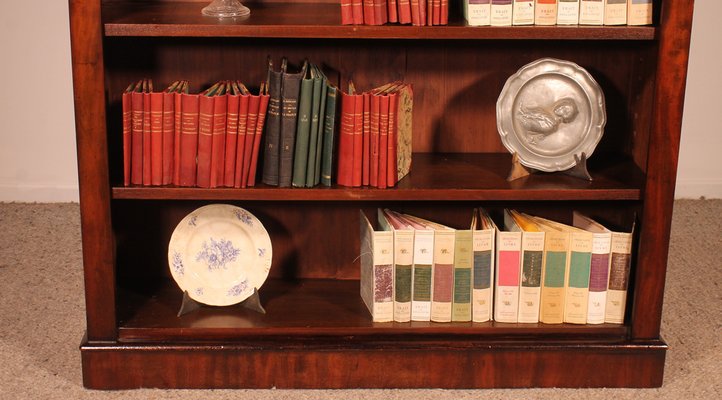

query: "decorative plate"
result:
(496, 58), (606, 172)
(168, 204), (272, 306)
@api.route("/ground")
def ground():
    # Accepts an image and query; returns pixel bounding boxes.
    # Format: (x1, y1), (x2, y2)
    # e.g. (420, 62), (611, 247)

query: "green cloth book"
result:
(305, 65), (324, 187)
(310, 66), (328, 187)
(321, 84), (338, 186)
(291, 64), (315, 187)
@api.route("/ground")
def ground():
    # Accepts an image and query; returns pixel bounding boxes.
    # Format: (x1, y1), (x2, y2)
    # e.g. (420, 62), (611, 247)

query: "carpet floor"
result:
(0, 200), (719, 399)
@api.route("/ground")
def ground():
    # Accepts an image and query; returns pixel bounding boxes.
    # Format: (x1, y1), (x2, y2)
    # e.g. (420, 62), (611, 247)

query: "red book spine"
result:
(234, 94), (250, 188)
(142, 90), (152, 185)
(387, 91), (399, 187)
(173, 87), (183, 186)
(369, 93), (381, 188)
(362, 92), (371, 186)
(242, 95), (261, 188)
(352, 0), (364, 24)
(364, 0), (376, 25)
(388, 0), (399, 23)
(179, 93), (199, 187)
(210, 92), (228, 188)
(433, 0), (440, 25)
(378, 94), (390, 189)
(122, 91), (132, 186)
(224, 92), (240, 188)
(374, 0), (387, 25)
(248, 94), (270, 187)
(440, 0), (448, 25)
(162, 90), (175, 185)
(341, 0), (354, 25)
(196, 94), (214, 188)
(150, 92), (164, 186)
(352, 93), (364, 187)
(427, 0), (433, 26)
(399, 0), (412, 24)
(131, 91), (144, 185)
(419, 0), (427, 26)
(337, 91), (355, 187)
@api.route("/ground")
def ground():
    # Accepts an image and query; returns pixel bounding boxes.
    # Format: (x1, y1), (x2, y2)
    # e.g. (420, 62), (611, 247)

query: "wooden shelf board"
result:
(117, 278), (629, 342)
(112, 153), (643, 201)
(103, 2), (656, 40)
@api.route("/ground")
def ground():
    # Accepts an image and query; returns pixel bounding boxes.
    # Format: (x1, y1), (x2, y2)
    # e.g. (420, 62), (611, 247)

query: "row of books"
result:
(464, 0), (653, 27)
(341, 0), (449, 25)
(337, 82), (413, 188)
(360, 208), (634, 324)
(121, 79), (270, 188)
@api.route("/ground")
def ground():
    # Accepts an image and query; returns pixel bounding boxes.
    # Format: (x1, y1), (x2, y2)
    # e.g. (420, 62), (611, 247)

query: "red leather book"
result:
(387, 90), (399, 187)
(162, 81), (178, 185)
(150, 90), (164, 186)
(142, 80), (152, 186)
(341, 0), (354, 25)
(210, 82), (228, 188)
(130, 81), (143, 185)
(179, 91), (200, 187)
(362, 92), (371, 186)
(428, 0), (434, 25)
(433, 0), (440, 25)
(121, 82), (133, 186)
(173, 81), (186, 186)
(196, 82), (220, 188)
(224, 83), (240, 187)
(352, 91), (364, 187)
(374, 0), (388, 24)
(399, 0), (412, 24)
(378, 93), (389, 189)
(242, 91), (261, 188)
(248, 86), (270, 187)
(233, 82), (251, 188)
(352, 0), (364, 24)
(336, 88), (356, 187)
(419, 0), (427, 26)
(369, 92), (381, 188)
(440, 0), (448, 25)
(364, 0), (376, 25)
(388, 0), (399, 23)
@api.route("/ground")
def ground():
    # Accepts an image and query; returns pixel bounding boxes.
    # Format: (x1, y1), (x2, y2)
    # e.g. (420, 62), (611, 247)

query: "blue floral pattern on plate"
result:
(172, 252), (184, 277)
(234, 209), (253, 227)
(196, 238), (241, 271)
(227, 280), (248, 297)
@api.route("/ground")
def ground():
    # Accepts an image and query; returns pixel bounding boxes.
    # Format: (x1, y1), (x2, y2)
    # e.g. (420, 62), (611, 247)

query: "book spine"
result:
(179, 94), (199, 187)
(321, 86), (338, 187)
(364, 0), (376, 25)
(395, 84), (412, 183)
(352, 0), (365, 25)
(398, 0), (412, 24)
(420, 0), (428, 26)
(374, 0), (388, 25)
(341, 0), (354, 25)
(539, 231), (569, 324)
(351, 94), (364, 187)
(495, 231), (521, 323)
(587, 232), (612, 324)
(243, 95), (261, 188)
(627, 0), (652, 25)
(604, 0), (627, 25)
(378, 94), (389, 189)
(466, 0), (492, 26)
(517, 231), (544, 323)
(142, 90), (152, 185)
(472, 228), (494, 322)
(173, 89), (183, 186)
(411, 229), (434, 321)
(433, 0), (441, 25)
(122, 91), (132, 186)
(369, 93), (381, 187)
(234, 94), (250, 188)
(362, 93), (371, 186)
(149, 92), (164, 186)
(440, 0), (448, 25)
(605, 231), (632, 324)
(452, 230), (473, 322)
(490, 0), (513, 26)
(337, 91), (355, 187)
(196, 94), (214, 188)
(564, 232), (593, 324)
(248, 94), (270, 187)
(387, 91), (399, 187)
(389, 0), (399, 23)
(410, 0), (421, 25)
(307, 74), (324, 187)
(535, 0), (558, 25)
(430, 230), (455, 323)
(359, 212), (394, 322)
(579, 0), (604, 25)
(393, 229), (414, 323)
(512, 0), (535, 25)
(279, 69), (304, 188)
(292, 75), (314, 187)
(262, 68), (282, 186)
(312, 79), (328, 187)
(210, 92), (227, 188)
(162, 90), (175, 185)
(557, 0), (580, 25)
(224, 93), (240, 188)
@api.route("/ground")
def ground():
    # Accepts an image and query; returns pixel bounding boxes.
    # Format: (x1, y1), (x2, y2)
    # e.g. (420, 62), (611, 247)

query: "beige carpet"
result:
(0, 200), (720, 399)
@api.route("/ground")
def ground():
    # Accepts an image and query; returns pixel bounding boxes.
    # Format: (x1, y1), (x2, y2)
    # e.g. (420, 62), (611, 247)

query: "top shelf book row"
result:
(103, 2), (657, 40)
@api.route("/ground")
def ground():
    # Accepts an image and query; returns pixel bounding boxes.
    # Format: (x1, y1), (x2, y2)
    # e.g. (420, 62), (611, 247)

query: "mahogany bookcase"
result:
(69, 0), (694, 389)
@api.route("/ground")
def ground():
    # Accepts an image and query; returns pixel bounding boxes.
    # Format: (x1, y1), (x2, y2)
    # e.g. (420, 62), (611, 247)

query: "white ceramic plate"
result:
(168, 204), (272, 306)
(497, 58), (606, 172)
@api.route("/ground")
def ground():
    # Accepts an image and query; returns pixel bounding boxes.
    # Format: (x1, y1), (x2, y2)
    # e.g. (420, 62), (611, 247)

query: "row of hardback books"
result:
(341, 0), (449, 25)
(464, 0), (653, 27)
(337, 81), (413, 188)
(121, 79), (270, 188)
(360, 208), (634, 324)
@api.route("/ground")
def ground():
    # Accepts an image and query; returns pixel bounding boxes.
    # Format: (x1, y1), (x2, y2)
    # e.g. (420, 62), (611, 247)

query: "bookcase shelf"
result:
(103, 2), (656, 40)
(71, 0), (694, 390)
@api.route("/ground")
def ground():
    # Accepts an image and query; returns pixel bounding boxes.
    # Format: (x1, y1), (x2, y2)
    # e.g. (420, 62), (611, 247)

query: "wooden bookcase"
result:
(69, 0), (694, 389)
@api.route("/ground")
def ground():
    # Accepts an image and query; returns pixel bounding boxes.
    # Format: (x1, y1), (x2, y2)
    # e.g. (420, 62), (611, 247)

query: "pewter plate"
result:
(496, 58), (606, 172)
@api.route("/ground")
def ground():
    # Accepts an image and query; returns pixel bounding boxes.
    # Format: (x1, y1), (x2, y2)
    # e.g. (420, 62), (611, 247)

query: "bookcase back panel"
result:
(103, 37), (656, 184)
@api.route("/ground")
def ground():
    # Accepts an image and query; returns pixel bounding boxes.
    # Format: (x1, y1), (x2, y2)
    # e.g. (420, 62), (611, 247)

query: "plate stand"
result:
(507, 152), (593, 182)
(177, 288), (267, 317)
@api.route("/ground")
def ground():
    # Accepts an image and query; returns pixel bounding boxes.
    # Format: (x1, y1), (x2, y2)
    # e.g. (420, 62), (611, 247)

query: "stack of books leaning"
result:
(360, 208), (634, 324)
(464, 0), (653, 26)
(337, 81), (413, 188)
(341, 0), (449, 25)
(121, 79), (270, 188)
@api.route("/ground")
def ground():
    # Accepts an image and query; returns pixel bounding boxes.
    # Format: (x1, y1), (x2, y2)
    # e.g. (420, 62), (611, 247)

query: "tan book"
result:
(535, 0), (558, 25)
(513, 0), (535, 25)
(472, 208), (496, 323)
(627, 0), (652, 25)
(359, 211), (394, 322)
(572, 211), (613, 324)
(604, 0), (627, 25)
(505, 210), (545, 324)
(606, 222), (634, 324)
(579, 0), (604, 25)
(527, 214), (569, 324)
(452, 228), (473, 322)
(557, 0), (580, 25)
(490, 0), (513, 26)
(378, 209), (414, 323)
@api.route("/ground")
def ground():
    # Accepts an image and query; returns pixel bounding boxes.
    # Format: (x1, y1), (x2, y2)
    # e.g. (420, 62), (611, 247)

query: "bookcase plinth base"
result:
(81, 335), (667, 389)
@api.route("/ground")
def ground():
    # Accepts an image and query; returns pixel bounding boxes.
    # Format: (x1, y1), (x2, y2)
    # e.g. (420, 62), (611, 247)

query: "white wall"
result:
(0, 1), (718, 202)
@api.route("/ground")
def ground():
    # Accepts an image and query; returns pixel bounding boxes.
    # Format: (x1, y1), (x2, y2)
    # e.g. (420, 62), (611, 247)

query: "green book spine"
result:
(262, 61), (282, 186)
(312, 71), (328, 187)
(305, 66), (323, 187)
(321, 86), (338, 186)
(279, 61), (306, 188)
(291, 68), (314, 187)
(452, 230), (473, 322)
